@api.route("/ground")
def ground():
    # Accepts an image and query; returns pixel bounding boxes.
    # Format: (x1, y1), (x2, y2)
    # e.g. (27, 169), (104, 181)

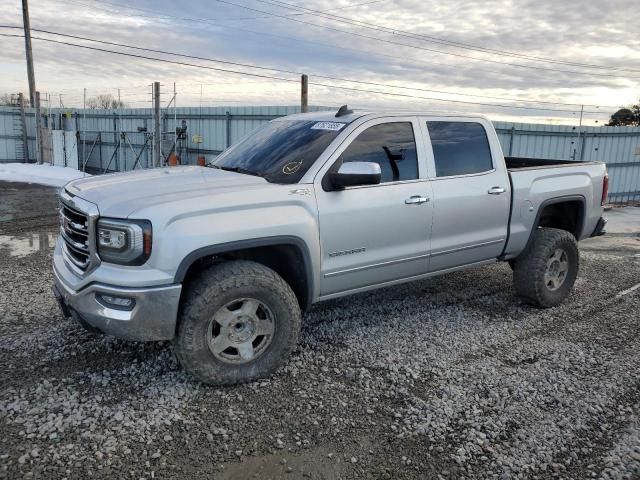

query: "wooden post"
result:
(301, 74), (308, 113)
(18, 93), (30, 163)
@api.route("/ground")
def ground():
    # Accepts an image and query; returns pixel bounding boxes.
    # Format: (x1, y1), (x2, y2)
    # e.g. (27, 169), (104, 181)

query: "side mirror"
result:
(329, 162), (381, 190)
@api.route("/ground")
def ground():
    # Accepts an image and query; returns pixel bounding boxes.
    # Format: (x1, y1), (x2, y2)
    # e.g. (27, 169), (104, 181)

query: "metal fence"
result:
(494, 121), (640, 203)
(1, 106), (639, 203)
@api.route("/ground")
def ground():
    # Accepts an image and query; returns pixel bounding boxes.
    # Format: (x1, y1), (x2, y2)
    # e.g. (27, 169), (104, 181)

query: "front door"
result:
(315, 118), (433, 296)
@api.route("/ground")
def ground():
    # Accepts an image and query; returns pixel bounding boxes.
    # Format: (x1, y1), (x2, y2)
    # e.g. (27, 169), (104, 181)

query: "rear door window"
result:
(426, 121), (493, 177)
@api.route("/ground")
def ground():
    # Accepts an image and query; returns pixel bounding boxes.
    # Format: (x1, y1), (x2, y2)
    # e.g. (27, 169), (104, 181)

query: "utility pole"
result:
(82, 88), (86, 170)
(34, 91), (42, 164)
(153, 82), (161, 167)
(21, 0), (37, 107)
(301, 74), (309, 113)
(18, 93), (30, 163)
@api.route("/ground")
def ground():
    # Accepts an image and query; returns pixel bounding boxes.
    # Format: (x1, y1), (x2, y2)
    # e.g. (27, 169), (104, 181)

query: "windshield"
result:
(210, 120), (347, 183)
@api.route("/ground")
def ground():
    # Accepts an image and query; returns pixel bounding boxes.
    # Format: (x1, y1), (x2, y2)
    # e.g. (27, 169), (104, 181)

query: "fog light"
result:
(97, 294), (135, 310)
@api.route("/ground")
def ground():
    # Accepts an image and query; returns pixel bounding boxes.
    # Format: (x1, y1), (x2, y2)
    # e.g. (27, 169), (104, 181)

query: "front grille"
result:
(60, 202), (91, 271)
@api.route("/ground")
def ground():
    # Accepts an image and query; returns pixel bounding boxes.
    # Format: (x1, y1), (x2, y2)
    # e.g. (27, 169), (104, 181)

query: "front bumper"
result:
(53, 260), (182, 342)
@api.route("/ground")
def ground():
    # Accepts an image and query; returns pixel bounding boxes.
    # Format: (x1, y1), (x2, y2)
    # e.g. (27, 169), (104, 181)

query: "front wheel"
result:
(513, 227), (579, 308)
(174, 260), (301, 385)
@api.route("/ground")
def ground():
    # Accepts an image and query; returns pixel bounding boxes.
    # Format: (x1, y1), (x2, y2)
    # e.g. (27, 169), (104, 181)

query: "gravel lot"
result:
(1, 181), (639, 479)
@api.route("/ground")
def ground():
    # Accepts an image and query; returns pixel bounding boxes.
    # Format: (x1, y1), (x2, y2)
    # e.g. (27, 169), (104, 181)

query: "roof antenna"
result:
(335, 105), (353, 117)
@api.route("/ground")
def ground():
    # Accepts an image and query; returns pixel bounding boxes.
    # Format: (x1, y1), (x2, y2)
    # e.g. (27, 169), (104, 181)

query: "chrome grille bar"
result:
(60, 228), (89, 254)
(62, 243), (90, 269)
(59, 190), (98, 275)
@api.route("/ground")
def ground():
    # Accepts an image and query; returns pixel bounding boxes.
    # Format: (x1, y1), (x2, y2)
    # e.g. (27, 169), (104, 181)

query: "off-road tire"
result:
(513, 227), (579, 308)
(174, 260), (301, 385)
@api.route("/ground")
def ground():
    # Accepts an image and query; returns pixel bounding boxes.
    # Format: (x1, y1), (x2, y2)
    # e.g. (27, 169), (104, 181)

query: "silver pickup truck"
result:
(53, 107), (608, 385)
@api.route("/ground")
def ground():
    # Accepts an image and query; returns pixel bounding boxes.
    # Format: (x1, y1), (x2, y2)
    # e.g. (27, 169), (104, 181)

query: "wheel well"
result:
(181, 244), (311, 311)
(537, 200), (584, 238)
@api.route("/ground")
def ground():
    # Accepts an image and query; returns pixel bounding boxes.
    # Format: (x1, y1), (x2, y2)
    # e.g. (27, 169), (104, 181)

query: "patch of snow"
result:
(0, 163), (89, 187)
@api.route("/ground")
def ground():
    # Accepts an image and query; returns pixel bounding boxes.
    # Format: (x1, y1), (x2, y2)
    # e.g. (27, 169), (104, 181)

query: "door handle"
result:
(488, 186), (506, 195)
(405, 195), (430, 205)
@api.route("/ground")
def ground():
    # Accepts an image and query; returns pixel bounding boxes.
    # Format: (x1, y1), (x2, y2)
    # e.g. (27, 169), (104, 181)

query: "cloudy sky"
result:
(1, 0), (639, 124)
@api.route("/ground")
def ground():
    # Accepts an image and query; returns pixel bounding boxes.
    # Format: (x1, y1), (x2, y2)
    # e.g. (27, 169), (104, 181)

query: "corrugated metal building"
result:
(1, 106), (639, 203)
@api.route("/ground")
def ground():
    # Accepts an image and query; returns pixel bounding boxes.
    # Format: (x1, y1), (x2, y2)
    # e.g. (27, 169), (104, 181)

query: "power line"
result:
(31, 1), (639, 101)
(256, 0), (640, 73)
(0, 32), (299, 83)
(25, 0), (637, 80)
(307, 81), (605, 114)
(19, 1), (549, 89)
(2, 26), (302, 75)
(0, 26), (620, 108)
(59, 0), (386, 25)
(61, 0), (635, 75)
(0, 32), (609, 114)
(206, 0), (640, 80)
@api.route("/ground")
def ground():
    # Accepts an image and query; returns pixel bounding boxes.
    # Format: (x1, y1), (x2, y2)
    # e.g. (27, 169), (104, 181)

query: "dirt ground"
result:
(0, 181), (639, 479)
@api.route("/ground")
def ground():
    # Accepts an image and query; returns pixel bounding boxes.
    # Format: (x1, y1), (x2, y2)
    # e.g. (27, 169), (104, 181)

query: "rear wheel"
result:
(513, 227), (579, 308)
(174, 260), (301, 385)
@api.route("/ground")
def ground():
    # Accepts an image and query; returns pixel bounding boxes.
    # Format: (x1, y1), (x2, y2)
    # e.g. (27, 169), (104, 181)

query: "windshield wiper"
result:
(208, 165), (262, 177)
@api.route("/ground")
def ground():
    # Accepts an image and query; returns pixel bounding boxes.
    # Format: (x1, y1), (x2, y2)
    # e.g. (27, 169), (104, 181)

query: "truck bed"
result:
(505, 157), (600, 171)
(502, 158), (607, 260)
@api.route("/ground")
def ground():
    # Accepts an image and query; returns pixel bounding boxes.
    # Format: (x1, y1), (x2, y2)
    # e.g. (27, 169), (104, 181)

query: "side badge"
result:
(289, 188), (311, 196)
(283, 161), (303, 175)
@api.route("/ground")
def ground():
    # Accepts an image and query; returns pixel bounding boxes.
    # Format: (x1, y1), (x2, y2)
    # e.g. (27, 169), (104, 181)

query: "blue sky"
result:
(1, 0), (639, 124)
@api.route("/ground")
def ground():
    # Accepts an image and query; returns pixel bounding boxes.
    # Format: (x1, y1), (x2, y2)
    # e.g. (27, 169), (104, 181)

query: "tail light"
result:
(601, 173), (609, 206)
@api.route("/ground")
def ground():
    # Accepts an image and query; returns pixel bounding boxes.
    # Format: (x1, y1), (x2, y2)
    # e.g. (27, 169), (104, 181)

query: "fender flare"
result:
(173, 235), (314, 309)
(522, 195), (586, 252)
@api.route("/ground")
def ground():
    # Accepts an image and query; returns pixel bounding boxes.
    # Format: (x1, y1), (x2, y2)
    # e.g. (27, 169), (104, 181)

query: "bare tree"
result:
(0, 93), (30, 107)
(0, 93), (15, 106)
(86, 94), (127, 109)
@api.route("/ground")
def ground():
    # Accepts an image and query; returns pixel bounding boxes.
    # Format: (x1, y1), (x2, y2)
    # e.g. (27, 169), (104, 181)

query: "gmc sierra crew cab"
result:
(53, 107), (608, 385)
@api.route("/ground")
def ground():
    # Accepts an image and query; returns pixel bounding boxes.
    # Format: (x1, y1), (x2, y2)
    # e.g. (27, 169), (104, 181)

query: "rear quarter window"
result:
(426, 121), (493, 177)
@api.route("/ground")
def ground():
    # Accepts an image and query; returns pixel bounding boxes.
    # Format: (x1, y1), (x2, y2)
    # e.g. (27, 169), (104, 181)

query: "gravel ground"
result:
(0, 181), (639, 480)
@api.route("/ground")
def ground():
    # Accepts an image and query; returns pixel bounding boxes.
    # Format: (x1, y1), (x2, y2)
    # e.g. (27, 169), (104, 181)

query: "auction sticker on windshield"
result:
(310, 122), (346, 131)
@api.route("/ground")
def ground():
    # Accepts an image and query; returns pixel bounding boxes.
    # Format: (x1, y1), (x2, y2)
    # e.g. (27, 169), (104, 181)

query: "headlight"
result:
(96, 218), (152, 265)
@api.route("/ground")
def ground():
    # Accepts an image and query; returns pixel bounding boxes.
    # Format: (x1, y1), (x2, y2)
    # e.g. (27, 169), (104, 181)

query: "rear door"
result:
(419, 118), (510, 272)
(314, 117), (433, 296)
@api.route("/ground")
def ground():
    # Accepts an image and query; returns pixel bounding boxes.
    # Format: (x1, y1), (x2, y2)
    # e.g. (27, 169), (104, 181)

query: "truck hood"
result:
(65, 166), (270, 217)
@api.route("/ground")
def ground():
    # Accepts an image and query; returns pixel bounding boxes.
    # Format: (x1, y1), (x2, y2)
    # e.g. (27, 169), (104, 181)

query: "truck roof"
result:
(275, 110), (368, 123)
(276, 109), (491, 123)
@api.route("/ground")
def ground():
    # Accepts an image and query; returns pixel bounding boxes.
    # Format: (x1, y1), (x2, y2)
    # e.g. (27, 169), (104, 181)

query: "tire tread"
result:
(174, 260), (301, 385)
(513, 227), (579, 308)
